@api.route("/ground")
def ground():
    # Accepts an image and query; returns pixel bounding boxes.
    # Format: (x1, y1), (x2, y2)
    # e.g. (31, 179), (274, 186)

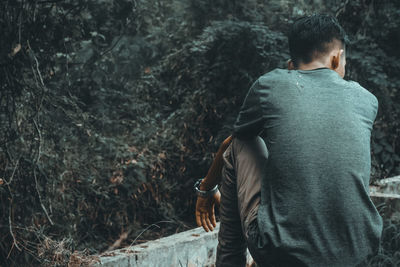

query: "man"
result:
(194, 14), (383, 266)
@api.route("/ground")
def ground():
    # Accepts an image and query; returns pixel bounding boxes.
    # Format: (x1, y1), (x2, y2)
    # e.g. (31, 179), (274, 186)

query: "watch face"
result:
(194, 179), (204, 194)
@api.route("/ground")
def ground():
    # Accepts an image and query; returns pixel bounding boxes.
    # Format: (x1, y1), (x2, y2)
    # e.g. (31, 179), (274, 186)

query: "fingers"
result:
(195, 211), (202, 227)
(201, 213), (210, 232)
(198, 211), (216, 232)
(196, 196), (218, 232)
(211, 211), (217, 228)
(205, 213), (214, 232)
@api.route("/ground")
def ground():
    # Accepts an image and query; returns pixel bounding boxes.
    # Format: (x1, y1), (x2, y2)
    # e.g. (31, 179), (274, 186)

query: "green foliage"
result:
(367, 218), (400, 266)
(337, 0), (400, 178)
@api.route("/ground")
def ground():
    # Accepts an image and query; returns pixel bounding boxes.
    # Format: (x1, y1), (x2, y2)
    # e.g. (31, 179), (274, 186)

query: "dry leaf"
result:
(10, 43), (21, 57)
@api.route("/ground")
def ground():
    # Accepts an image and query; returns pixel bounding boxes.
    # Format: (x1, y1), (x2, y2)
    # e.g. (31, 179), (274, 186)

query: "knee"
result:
(222, 143), (234, 169)
(232, 136), (269, 160)
(254, 136), (269, 160)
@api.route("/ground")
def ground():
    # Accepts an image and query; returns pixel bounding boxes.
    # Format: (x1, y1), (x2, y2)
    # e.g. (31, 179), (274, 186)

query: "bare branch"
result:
(8, 204), (21, 253)
(27, 41), (46, 115)
(126, 220), (176, 250)
(18, 3), (22, 44)
(27, 40), (46, 90)
(4, 157), (20, 186)
(33, 117), (53, 225)
(33, 118), (42, 163)
(34, 168), (54, 225)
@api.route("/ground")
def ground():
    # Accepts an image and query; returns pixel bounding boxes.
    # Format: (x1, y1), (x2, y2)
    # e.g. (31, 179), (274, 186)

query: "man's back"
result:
(195, 14), (384, 267)
(234, 68), (383, 266)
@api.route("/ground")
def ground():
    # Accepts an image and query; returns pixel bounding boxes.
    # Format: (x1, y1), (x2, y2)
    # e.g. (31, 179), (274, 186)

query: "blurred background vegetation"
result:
(0, 0), (399, 266)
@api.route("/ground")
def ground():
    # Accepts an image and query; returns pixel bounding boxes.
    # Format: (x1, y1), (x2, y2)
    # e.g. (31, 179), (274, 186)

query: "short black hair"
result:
(288, 14), (349, 67)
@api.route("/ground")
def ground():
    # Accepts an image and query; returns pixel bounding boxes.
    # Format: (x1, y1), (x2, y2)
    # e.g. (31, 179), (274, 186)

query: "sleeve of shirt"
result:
(232, 79), (266, 140)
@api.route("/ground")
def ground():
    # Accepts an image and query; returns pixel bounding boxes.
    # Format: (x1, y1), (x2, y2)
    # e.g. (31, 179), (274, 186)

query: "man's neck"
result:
(297, 61), (330, 71)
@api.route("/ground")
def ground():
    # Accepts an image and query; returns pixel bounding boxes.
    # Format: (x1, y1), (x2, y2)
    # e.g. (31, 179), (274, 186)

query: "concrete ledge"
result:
(96, 223), (253, 267)
(93, 177), (400, 267)
(370, 176), (400, 221)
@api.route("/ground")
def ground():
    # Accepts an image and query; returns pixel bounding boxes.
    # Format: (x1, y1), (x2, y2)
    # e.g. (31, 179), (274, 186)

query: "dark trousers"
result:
(216, 136), (265, 267)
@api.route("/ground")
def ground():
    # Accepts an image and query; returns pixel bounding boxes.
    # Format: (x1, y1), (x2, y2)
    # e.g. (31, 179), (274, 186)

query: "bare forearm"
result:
(200, 136), (233, 191)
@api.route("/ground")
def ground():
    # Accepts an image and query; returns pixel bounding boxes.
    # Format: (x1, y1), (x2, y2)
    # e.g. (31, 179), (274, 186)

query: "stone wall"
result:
(96, 223), (253, 267)
(94, 178), (400, 267)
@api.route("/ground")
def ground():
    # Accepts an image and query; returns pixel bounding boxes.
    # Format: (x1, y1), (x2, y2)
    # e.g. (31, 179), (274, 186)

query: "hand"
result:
(195, 190), (221, 232)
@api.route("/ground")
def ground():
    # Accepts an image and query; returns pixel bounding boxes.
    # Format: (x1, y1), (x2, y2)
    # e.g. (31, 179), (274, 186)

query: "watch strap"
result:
(194, 178), (218, 197)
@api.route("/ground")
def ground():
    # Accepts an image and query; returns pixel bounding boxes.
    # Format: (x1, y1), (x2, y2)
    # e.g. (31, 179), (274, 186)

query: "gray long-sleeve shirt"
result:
(233, 68), (383, 266)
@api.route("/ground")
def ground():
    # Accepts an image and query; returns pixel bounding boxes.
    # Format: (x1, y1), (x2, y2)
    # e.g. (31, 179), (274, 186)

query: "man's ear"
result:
(330, 49), (344, 70)
(287, 59), (295, 70)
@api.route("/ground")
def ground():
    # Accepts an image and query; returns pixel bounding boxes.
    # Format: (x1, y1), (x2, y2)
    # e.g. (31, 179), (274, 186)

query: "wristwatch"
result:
(194, 178), (218, 197)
